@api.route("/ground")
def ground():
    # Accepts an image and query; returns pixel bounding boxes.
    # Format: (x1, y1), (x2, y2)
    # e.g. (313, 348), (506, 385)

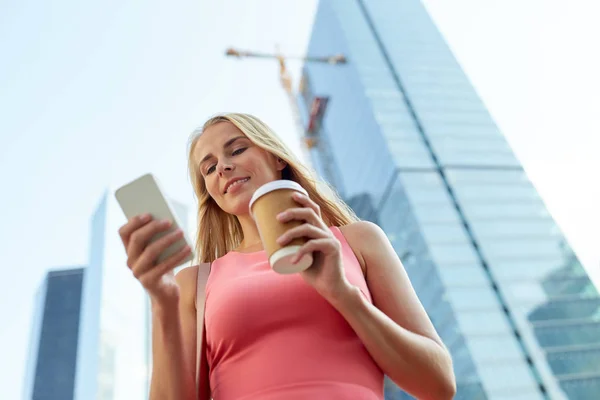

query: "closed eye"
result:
(232, 147), (247, 156)
(204, 147), (246, 175)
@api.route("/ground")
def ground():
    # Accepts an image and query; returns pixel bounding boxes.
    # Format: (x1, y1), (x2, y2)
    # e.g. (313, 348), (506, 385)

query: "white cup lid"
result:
(270, 246), (313, 274)
(249, 180), (308, 217)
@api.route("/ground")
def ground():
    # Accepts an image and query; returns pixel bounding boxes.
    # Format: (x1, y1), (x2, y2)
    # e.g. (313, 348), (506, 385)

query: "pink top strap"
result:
(195, 262), (211, 400)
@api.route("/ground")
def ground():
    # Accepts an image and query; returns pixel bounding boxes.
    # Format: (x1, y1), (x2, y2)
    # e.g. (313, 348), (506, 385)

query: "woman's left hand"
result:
(276, 192), (353, 303)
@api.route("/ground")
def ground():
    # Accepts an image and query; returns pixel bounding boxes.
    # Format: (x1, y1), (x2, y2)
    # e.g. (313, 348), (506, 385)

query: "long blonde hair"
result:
(188, 113), (358, 263)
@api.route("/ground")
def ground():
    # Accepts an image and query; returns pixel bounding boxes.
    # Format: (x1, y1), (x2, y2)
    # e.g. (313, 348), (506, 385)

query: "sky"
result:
(0, 0), (598, 398)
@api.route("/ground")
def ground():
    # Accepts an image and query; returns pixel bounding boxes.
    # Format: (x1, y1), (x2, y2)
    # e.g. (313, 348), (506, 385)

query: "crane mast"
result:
(225, 47), (346, 189)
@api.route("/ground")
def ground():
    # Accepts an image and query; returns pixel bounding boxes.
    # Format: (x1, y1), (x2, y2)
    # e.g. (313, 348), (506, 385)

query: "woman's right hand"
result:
(118, 213), (192, 306)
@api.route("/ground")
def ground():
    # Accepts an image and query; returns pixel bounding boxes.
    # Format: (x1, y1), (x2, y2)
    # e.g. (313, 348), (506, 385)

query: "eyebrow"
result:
(199, 136), (248, 165)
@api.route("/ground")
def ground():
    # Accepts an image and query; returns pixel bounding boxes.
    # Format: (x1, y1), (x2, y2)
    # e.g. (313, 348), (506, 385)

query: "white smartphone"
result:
(115, 173), (194, 266)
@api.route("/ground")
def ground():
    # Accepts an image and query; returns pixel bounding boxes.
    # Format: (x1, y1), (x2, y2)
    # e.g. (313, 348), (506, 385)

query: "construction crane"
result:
(225, 47), (346, 168)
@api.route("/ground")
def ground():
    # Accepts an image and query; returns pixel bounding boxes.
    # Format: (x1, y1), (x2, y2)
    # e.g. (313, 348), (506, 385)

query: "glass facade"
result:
(24, 267), (85, 400)
(301, 1), (600, 399)
(74, 193), (149, 400)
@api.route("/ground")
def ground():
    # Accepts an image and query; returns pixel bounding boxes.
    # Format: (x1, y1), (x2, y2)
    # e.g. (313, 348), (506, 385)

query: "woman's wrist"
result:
(324, 282), (363, 311)
(150, 292), (180, 317)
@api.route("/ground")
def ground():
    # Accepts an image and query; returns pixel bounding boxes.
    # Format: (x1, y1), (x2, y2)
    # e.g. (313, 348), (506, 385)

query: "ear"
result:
(275, 157), (288, 171)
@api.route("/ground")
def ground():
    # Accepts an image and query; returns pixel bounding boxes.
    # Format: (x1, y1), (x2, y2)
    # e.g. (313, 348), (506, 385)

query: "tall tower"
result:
(74, 189), (191, 400)
(300, 1), (600, 399)
(23, 267), (85, 400)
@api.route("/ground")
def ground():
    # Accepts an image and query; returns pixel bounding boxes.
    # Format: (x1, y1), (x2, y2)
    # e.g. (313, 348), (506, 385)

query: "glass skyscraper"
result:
(23, 267), (85, 400)
(299, 1), (600, 399)
(74, 192), (150, 400)
(72, 187), (191, 400)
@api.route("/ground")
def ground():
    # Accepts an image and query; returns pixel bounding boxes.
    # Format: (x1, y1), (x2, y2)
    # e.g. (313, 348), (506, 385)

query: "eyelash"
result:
(232, 147), (246, 156)
(205, 147), (247, 175)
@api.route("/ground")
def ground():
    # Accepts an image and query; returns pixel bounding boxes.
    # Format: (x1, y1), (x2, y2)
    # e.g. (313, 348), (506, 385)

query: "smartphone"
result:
(115, 173), (194, 266)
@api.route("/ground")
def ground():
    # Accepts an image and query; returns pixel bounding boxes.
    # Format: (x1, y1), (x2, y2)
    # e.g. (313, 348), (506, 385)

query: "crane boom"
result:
(226, 48), (346, 64)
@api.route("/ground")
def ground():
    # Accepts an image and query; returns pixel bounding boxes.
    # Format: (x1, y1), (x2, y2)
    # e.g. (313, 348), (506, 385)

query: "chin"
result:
(223, 193), (253, 217)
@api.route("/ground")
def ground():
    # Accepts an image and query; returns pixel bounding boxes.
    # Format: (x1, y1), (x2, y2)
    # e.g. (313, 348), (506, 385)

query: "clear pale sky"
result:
(0, 1), (598, 398)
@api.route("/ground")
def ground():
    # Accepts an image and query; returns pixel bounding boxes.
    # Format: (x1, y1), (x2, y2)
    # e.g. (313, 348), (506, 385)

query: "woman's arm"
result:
(148, 266), (198, 400)
(336, 221), (456, 400)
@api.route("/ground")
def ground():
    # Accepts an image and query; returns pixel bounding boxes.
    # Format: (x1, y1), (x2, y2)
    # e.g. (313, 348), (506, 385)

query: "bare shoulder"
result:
(338, 221), (388, 275)
(175, 265), (199, 309)
(339, 220), (387, 252)
(339, 220), (385, 238)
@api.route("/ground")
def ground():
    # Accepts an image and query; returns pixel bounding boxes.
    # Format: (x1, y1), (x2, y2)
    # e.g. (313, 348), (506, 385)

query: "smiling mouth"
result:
(224, 177), (250, 194)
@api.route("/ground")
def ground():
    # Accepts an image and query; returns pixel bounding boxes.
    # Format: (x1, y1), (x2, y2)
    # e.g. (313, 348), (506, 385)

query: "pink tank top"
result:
(204, 226), (384, 400)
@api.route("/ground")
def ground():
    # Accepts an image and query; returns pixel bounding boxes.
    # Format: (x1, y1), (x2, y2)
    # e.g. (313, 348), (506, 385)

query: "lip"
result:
(223, 177), (250, 194)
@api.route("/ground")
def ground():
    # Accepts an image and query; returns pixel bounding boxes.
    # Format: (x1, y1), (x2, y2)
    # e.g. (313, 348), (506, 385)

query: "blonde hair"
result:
(188, 113), (358, 263)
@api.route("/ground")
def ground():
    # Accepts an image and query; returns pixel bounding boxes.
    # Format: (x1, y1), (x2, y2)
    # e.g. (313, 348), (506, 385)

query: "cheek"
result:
(240, 149), (273, 174)
(204, 177), (220, 198)
(248, 159), (277, 179)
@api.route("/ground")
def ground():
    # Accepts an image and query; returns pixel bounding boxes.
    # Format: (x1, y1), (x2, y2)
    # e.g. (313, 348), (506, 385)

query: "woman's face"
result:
(193, 121), (286, 216)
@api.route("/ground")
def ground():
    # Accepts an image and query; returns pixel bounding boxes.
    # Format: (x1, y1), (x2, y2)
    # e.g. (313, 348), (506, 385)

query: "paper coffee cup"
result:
(249, 180), (314, 274)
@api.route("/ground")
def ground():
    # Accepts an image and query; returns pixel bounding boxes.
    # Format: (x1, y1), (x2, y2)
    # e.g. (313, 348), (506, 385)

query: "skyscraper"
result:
(300, 1), (600, 399)
(73, 188), (192, 400)
(23, 267), (85, 400)
(73, 192), (149, 400)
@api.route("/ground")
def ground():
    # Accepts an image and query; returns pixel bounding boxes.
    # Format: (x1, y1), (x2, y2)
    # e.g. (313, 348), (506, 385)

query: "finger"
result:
(128, 218), (173, 262)
(139, 245), (192, 288)
(276, 207), (321, 225)
(291, 238), (340, 264)
(292, 192), (320, 216)
(277, 223), (328, 246)
(138, 245), (192, 287)
(119, 213), (152, 248)
(132, 228), (184, 277)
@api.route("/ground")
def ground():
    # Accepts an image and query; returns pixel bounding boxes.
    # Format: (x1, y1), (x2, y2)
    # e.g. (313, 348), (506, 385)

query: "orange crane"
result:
(225, 47), (346, 166)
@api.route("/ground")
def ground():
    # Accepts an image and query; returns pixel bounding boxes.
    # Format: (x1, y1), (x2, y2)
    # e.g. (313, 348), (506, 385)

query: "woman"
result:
(119, 113), (456, 400)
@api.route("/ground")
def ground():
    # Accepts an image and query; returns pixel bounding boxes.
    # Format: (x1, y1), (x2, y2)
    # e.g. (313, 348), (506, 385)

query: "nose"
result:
(217, 161), (235, 176)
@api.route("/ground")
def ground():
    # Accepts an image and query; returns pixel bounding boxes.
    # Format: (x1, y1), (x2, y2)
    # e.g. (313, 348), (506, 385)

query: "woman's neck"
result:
(236, 214), (263, 252)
